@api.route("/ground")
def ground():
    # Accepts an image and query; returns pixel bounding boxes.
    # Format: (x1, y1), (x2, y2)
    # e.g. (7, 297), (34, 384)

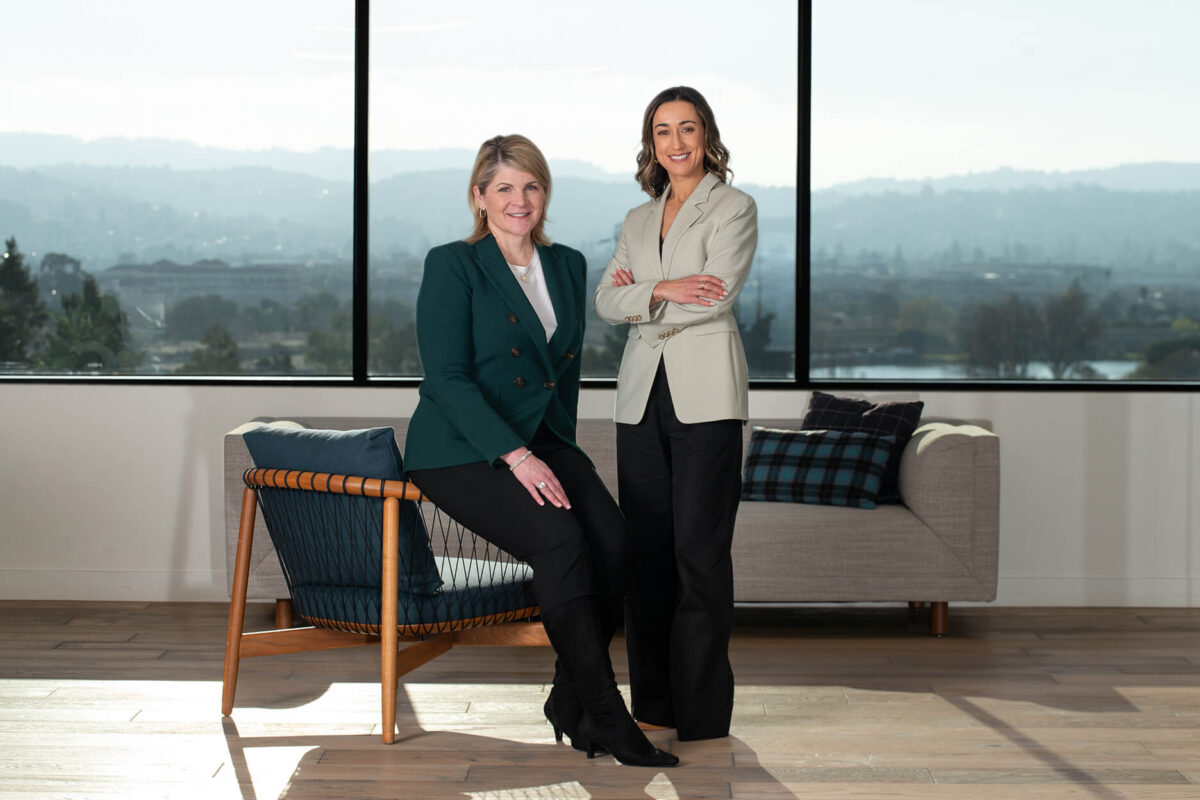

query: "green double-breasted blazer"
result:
(404, 234), (587, 472)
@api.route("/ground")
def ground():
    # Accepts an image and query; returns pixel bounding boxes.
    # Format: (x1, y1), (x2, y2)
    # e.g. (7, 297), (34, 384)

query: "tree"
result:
(897, 297), (953, 358)
(0, 237), (48, 363)
(1042, 280), (1103, 379)
(959, 294), (1042, 378)
(294, 292), (342, 334)
(42, 275), (137, 371)
(179, 324), (242, 374)
(38, 252), (85, 311)
(1129, 335), (1200, 380)
(254, 344), (294, 374)
(306, 308), (352, 373)
(582, 323), (628, 377)
(165, 294), (239, 341)
(369, 299), (421, 375)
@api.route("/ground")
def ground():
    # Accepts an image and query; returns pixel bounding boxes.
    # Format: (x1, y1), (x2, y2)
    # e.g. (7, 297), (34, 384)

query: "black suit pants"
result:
(406, 431), (627, 617)
(616, 360), (742, 741)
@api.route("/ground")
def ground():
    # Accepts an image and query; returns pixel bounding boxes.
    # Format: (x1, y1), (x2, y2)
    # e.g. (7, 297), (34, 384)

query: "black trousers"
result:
(616, 360), (742, 741)
(407, 429), (627, 618)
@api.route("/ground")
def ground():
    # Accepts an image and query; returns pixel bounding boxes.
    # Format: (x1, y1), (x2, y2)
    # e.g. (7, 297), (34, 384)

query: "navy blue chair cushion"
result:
(242, 425), (443, 604)
(741, 427), (896, 509)
(242, 425), (404, 480)
(301, 555), (537, 633)
(800, 392), (924, 503)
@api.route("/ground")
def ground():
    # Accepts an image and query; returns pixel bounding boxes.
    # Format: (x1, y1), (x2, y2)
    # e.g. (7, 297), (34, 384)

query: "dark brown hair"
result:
(635, 86), (732, 198)
(466, 134), (552, 245)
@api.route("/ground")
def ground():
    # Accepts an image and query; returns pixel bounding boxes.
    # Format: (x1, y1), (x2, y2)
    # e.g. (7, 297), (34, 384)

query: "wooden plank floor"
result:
(2, 602), (1199, 799)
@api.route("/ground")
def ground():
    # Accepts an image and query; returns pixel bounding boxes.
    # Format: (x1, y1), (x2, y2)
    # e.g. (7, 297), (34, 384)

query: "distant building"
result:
(96, 258), (349, 323)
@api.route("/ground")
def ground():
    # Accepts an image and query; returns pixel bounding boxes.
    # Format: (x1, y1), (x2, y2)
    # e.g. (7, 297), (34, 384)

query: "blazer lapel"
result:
(540, 243), (576, 364)
(472, 236), (550, 363)
(642, 197), (666, 279)
(661, 171), (721, 278)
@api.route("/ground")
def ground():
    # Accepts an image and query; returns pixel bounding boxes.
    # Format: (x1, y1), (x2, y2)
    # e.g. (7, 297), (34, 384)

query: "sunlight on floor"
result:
(240, 745), (319, 799)
(466, 782), (591, 799)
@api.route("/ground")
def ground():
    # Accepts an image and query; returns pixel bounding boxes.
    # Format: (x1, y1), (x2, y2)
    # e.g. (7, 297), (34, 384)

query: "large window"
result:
(811, 0), (1200, 382)
(1, 2), (353, 376)
(367, 2), (798, 379)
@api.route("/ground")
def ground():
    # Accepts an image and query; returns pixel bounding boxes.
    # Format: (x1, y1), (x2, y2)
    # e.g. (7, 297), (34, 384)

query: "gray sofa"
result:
(225, 415), (999, 634)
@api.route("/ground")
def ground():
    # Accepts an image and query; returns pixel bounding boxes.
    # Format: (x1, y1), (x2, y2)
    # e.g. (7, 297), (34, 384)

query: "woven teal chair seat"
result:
(288, 555), (536, 633)
(250, 471), (538, 636)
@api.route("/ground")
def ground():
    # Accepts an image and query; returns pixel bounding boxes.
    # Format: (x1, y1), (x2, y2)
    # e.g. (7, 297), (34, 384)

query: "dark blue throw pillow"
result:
(242, 424), (443, 600)
(800, 392), (924, 503)
(242, 425), (404, 480)
(741, 427), (896, 509)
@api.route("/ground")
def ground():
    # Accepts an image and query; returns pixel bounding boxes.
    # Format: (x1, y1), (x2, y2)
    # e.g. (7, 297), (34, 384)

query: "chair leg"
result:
(222, 487), (258, 716)
(381, 497), (400, 744)
(930, 601), (949, 637)
(275, 599), (293, 629)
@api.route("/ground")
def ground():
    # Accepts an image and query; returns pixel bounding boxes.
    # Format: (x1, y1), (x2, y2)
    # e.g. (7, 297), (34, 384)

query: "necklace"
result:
(509, 262), (532, 283)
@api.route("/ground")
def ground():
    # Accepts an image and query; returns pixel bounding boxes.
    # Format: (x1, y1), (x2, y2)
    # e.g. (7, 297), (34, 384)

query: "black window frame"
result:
(4, 1), (1191, 392)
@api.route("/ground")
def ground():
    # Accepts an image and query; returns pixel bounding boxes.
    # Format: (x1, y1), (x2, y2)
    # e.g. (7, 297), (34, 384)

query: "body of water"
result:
(818, 361), (1139, 381)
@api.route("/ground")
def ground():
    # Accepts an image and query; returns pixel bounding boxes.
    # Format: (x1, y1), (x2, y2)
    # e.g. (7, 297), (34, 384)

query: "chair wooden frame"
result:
(222, 468), (549, 744)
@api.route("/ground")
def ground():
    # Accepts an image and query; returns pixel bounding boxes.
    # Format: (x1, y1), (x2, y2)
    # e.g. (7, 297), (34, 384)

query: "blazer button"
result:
(544, 380), (556, 390)
(513, 377), (525, 388)
(564, 350), (575, 360)
(507, 313), (518, 324)
(511, 347), (522, 357)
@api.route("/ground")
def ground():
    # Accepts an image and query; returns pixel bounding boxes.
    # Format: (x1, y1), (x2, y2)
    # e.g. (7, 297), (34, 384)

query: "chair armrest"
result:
(897, 422), (1000, 593)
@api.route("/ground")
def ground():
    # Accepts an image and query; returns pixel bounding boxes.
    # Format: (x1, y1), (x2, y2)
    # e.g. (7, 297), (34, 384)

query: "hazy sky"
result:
(813, 0), (1200, 188)
(5, 2), (1195, 190)
(1, 0), (798, 186)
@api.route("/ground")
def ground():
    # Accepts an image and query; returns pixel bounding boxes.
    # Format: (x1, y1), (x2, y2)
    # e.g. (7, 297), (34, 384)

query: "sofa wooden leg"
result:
(275, 599), (293, 629)
(930, 602), (949, 637)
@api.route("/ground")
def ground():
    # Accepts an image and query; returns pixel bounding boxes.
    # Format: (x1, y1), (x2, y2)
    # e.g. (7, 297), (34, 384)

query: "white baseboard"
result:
(994, 577), (1200, 607)
(0, 569), (229, 602)
(3, 570), (1200, 607)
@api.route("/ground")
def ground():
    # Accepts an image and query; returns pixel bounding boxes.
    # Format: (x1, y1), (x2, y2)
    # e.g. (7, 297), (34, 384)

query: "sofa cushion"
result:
(801, 392), (924, 503)
(242, 424), (443, 599)
(741, 427), (896, 509)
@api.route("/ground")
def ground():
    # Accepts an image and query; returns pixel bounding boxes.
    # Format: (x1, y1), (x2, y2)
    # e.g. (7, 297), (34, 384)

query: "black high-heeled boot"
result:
(541, 597), (678, 768)
(544, 591), (621, 752)
(544, 663), (597, 752)
(544, 674), (608, 754)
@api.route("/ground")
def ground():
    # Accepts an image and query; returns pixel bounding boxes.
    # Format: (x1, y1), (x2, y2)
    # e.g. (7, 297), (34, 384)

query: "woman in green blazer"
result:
(405, 135), (676, 768)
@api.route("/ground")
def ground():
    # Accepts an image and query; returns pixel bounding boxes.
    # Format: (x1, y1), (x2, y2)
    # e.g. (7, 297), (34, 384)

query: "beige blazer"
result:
(593, 171), (758, 424)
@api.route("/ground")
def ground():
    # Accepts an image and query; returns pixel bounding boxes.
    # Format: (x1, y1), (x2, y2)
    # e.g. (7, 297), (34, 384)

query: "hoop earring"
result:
(478, 208), (486, 219)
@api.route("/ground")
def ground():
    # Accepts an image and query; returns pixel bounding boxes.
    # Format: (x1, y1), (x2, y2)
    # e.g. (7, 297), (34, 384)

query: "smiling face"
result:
(652, 100), (706, 184)
(473, 165), (545, 243)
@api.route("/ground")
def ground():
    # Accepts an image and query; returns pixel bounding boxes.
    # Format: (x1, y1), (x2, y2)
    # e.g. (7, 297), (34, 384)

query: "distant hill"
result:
(811, 184), (1200, 269)
(0, 131), (632, 184)
(0, 157), (794, 270)
(817, 162), (1200, 204)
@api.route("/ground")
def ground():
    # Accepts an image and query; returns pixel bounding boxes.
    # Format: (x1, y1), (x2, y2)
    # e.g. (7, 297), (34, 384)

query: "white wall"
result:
(2, 384), (1198, 606)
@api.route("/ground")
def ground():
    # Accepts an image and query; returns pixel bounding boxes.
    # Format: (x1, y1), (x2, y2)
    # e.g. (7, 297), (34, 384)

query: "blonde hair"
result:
(635, 86), (732, 199)
(466, 134), (552, 245)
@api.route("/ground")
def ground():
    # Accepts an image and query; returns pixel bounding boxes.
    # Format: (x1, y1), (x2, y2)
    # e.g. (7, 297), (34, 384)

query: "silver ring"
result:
(536, 481), (548, 490)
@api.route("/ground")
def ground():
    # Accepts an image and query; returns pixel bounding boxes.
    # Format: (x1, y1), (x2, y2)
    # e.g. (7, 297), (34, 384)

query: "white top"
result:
(508, 249), (557, 342)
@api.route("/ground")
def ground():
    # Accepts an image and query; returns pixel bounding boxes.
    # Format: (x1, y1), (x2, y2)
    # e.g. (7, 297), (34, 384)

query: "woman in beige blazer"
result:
(593, 86), (757, 741)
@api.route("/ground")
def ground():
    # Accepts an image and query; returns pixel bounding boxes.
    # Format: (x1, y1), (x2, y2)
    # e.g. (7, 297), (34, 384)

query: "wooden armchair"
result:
(222, 467), (549, 743)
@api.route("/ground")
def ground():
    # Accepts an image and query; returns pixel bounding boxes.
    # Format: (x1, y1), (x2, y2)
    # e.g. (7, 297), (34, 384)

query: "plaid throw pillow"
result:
(801, 392), (924, 503)
(741, 427), (896, 509)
